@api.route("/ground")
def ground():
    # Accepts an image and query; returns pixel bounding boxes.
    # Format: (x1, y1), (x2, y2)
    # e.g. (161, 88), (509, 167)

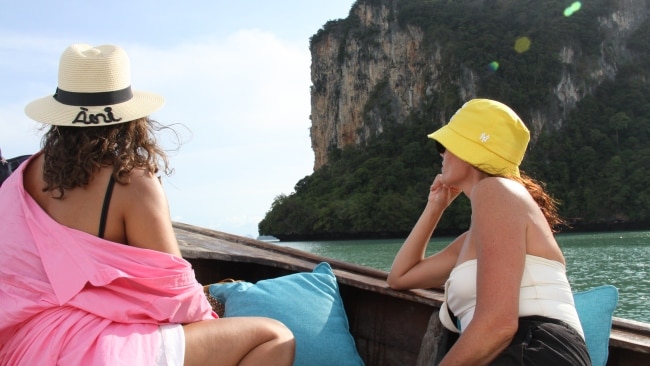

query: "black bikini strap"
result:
(98, 175), (116, 239)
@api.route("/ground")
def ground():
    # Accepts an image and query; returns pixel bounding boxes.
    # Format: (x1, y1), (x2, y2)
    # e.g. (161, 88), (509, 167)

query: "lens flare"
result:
(564, 2), (582, 17)
(488, 61), (499, 72)
(514, 37), (531, 53)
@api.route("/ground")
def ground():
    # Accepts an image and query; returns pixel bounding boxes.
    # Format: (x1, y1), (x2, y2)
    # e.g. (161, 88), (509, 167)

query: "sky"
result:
(0, 0), (355, 238)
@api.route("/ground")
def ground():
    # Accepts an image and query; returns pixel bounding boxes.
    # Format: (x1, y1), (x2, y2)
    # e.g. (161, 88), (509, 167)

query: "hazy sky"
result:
(0, 0), (355, 238)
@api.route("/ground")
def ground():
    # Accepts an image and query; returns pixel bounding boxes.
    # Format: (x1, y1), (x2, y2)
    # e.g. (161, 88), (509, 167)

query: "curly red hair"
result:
(507, 173), (565, 232)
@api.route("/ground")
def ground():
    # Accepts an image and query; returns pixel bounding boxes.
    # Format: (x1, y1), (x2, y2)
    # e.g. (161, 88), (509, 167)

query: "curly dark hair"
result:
(41, 118), (173, 198)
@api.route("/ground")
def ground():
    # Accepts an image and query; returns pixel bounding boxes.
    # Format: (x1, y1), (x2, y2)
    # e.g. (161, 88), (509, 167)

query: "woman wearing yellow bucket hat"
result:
(388, 99), (590, 365)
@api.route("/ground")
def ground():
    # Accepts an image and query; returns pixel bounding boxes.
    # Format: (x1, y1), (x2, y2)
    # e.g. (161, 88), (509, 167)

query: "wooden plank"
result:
(175, 222), (445, 306)
(610, 318), (650, 354)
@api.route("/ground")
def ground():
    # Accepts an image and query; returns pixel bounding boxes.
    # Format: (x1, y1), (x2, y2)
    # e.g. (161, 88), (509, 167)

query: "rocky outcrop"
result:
(310, 1), (430, 169)
(309, 0), (650, 170)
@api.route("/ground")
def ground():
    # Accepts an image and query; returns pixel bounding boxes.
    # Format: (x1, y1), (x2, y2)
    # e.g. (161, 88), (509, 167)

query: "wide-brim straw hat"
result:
(25, 44), (164, 127)
(428, 99), (530, 177)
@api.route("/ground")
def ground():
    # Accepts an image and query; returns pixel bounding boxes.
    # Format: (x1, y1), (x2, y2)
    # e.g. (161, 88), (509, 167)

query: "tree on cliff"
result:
(260, 0), (650, 240)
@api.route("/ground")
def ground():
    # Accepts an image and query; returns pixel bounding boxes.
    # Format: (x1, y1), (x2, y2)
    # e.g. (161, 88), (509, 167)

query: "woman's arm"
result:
(387, 175), (463, 290)
(439, 178), (527, 365)
(121, 170), (181, 256)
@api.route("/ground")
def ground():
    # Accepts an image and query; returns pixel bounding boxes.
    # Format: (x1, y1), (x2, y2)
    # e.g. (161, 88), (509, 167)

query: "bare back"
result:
(23, 153), (180, 256)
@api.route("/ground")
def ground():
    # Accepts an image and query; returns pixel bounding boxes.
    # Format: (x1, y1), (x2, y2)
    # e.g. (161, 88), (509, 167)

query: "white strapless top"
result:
(439, 254), (584, 338)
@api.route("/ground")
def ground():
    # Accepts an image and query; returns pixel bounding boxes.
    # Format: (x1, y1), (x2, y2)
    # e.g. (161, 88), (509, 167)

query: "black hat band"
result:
(53, 86), (133, 106)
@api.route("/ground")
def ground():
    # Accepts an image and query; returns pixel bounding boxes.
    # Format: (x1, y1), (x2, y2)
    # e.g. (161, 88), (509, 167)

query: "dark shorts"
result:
(490, 316), (592, 366)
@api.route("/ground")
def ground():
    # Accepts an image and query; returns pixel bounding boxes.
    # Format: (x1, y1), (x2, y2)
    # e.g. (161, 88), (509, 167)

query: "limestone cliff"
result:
(309, 0), (650, 170)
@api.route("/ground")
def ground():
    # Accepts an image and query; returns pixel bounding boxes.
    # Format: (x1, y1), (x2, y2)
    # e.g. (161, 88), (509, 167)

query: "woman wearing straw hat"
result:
(387, 99), (590, 365)
(0, 44), (294, 365)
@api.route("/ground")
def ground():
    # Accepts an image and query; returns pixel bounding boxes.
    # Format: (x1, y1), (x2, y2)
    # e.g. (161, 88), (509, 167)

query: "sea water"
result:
(276, 230), (650, 323)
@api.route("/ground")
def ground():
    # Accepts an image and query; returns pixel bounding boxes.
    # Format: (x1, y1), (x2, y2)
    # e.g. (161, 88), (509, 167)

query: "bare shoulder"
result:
(472, 177), (529, 206)
(473, 176), (525, 193)
(470, 177), (530, 229)
(117, 168), (180, 255)
(470, 178), (528, 263)
(117, 168), (171, 212)
(120, 168), (163, 194)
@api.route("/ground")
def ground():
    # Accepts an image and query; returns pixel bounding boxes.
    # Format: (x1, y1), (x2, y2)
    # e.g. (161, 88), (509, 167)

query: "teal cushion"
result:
(573, 285), (618, 366)
(208, 262), (364, 366)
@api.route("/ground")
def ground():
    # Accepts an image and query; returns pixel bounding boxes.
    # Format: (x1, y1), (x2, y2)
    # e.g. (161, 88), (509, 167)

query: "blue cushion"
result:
(573, 285), (618, 366)
(208, 262), (364, 366)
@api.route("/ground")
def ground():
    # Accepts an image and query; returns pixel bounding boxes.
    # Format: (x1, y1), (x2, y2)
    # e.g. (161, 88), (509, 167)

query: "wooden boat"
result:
(174, 222), (650, 365)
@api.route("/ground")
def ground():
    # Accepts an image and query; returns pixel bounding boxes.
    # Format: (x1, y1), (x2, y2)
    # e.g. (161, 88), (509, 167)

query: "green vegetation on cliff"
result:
(259, 114), (471, 240)
(260, 0), (650, 240)
(527, 78), (650, 225)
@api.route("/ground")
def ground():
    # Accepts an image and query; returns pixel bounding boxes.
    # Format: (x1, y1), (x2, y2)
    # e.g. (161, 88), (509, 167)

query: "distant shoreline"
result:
(270, 221), (650, 242)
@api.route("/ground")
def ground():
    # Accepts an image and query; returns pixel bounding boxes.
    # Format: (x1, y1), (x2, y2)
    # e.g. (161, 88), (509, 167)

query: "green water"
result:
(276, 230), (650, 323)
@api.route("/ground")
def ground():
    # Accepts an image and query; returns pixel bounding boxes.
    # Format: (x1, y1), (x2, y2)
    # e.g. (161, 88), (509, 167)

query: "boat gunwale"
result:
(173, 222), (650, 355)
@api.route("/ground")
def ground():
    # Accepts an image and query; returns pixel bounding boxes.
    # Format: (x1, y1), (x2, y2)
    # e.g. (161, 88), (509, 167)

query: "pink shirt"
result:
(0, 157), (216, 365)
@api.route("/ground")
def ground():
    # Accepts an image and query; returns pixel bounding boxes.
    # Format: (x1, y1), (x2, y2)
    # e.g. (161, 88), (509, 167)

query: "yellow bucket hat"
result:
(428, 99), (530, 177)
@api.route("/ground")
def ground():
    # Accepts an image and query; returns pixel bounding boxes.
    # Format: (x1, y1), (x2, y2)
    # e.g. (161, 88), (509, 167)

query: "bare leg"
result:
(183, 317), (295, 366)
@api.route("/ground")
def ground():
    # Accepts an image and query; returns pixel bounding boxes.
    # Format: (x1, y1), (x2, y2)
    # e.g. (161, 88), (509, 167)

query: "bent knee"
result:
(260, 317), (294, 342)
